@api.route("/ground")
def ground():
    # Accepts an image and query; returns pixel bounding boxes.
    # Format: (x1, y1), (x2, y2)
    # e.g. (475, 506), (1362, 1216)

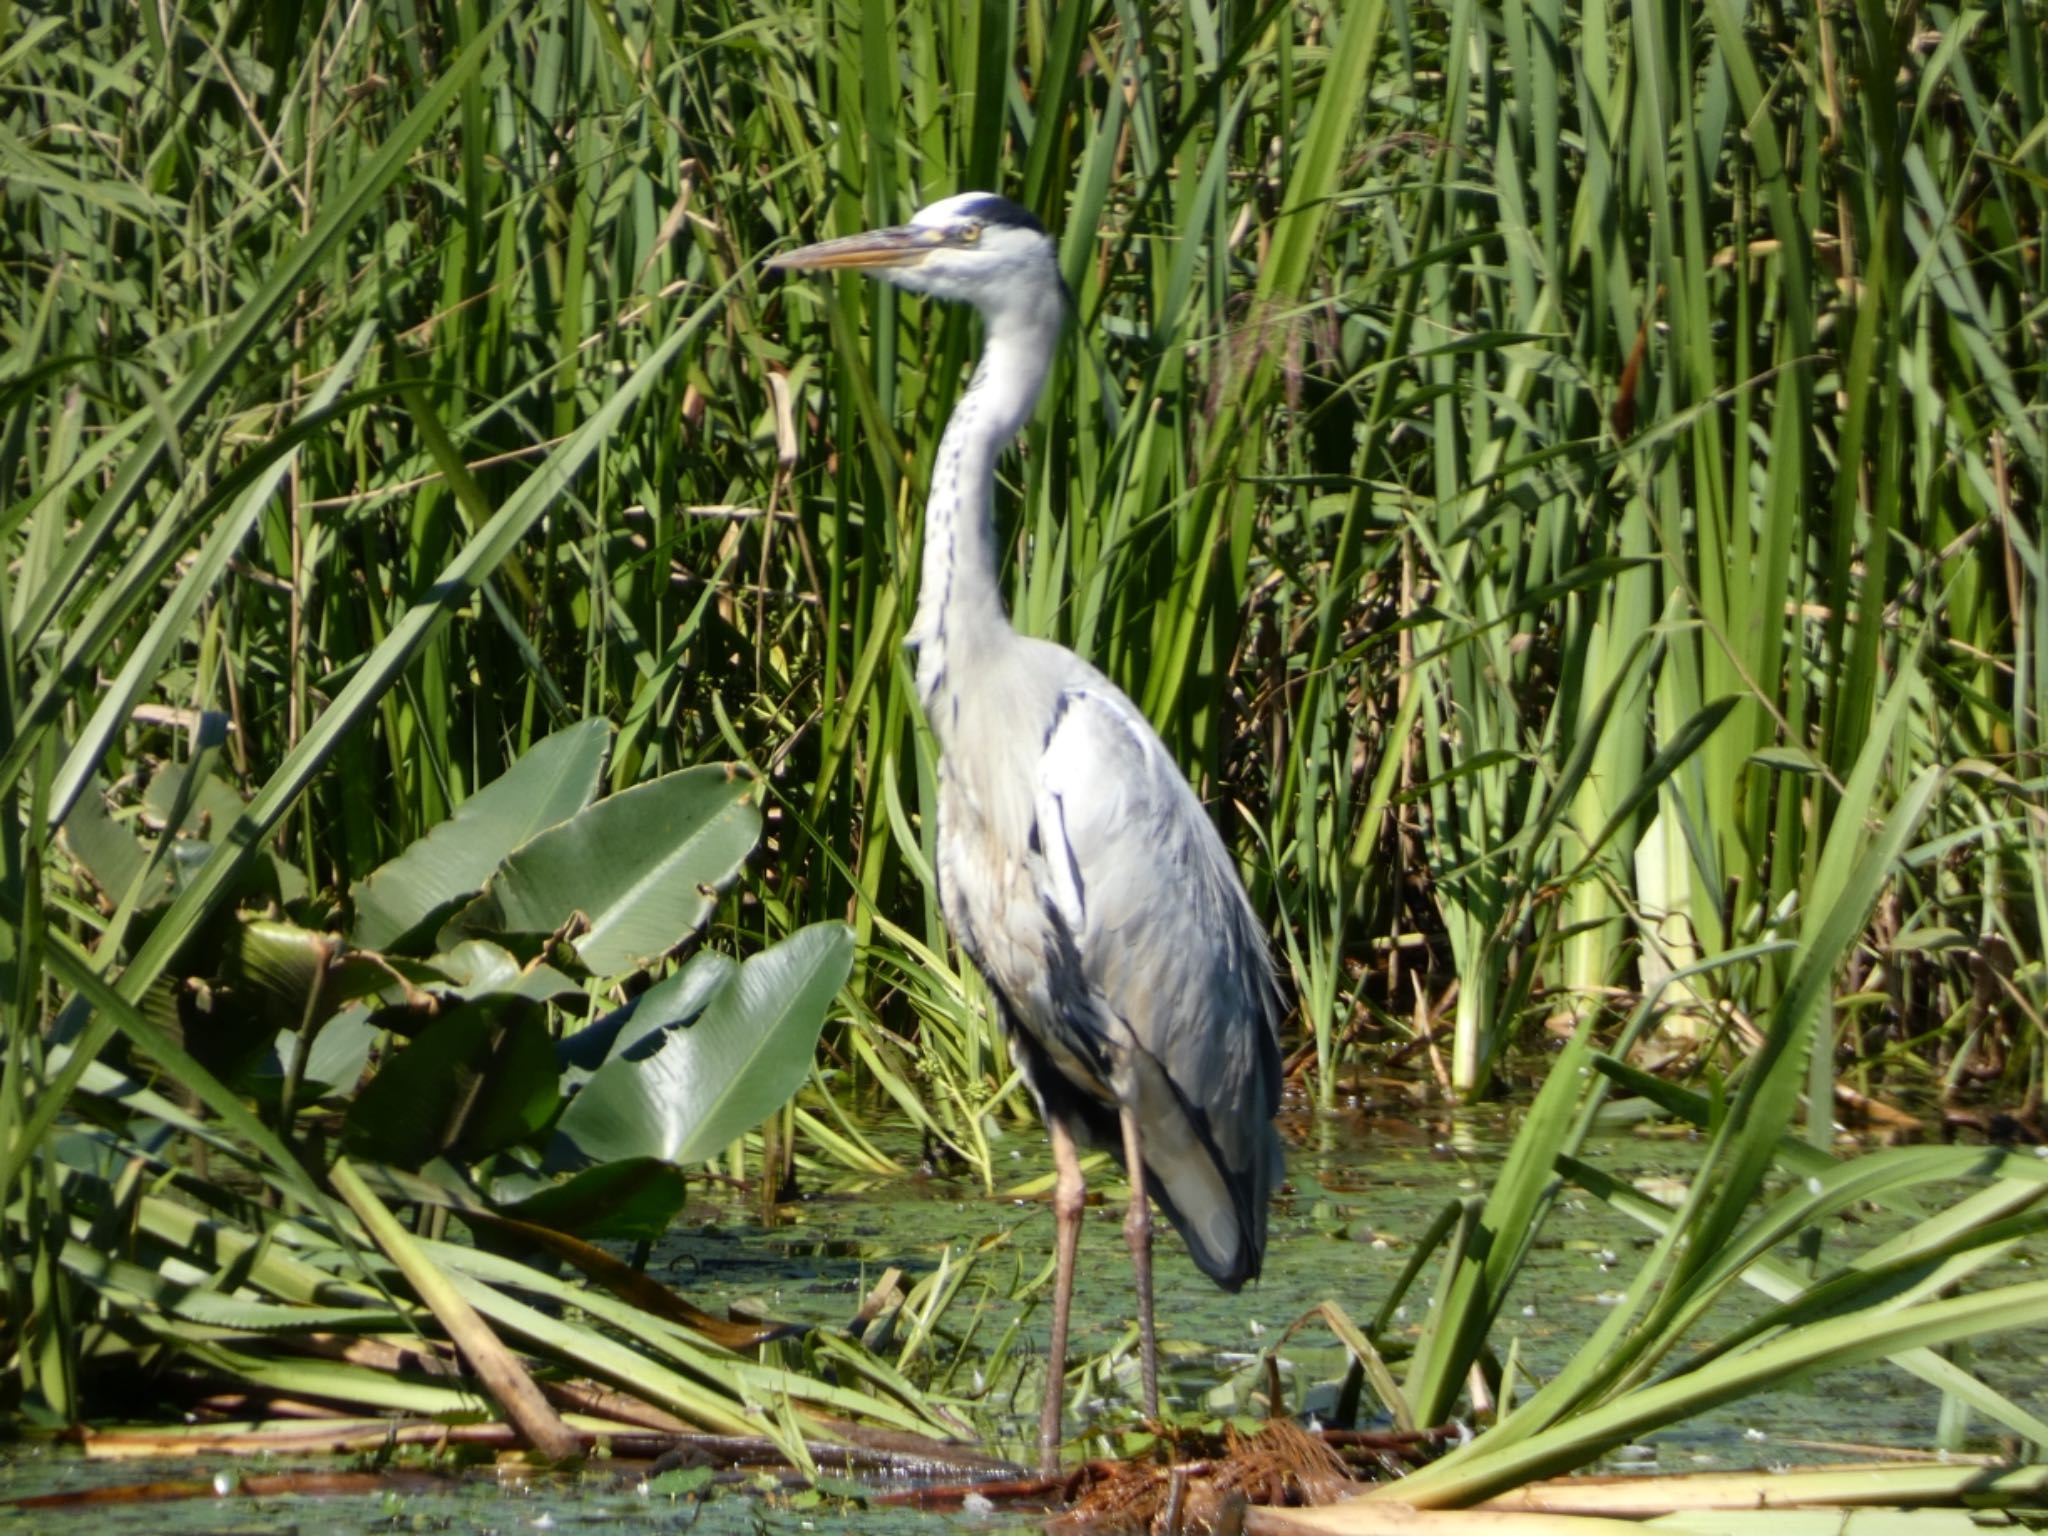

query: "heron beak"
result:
(766, 225), (942, 273)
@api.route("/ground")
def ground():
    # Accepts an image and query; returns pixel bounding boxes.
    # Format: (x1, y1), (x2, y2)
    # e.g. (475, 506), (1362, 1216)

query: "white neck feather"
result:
(910, 309), (1057, 712)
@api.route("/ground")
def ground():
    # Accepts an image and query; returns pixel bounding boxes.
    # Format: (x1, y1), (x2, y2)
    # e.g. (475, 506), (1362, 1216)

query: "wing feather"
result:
(1029, 684), (1284, 1287)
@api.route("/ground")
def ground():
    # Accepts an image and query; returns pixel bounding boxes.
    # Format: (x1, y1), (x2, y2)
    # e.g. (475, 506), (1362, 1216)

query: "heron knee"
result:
(1123, 1192), (1151, 1245)
(1052, 1161), (1086, 1222)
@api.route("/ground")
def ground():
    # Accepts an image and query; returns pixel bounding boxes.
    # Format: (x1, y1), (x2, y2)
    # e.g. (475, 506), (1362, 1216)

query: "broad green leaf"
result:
(219, 918), (386, 1035)
(343, 996), (560, 1168)
(440, 765), (762, 977)
(430, 939), (584, 1007)
(490, 1158), (695, 1241)
(150, 977), (279, 1094)
(350, 719), (611, 953)
(248, 1009), (380, 1107)
(555, 923), (854, 1167)
(556, 948), (735, 1080)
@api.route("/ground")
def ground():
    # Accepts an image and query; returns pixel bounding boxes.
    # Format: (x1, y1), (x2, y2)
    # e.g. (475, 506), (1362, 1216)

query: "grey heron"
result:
(769, 192), (1285, 1473)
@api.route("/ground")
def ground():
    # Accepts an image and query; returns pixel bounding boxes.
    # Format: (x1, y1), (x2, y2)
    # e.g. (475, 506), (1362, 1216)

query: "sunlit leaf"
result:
(555, 923), (853, 1167)
(440, 765), (761, 976)
(555, 948), (734, 1081)
(350, 719), (611, 953)
(430, 938), (585, 1007)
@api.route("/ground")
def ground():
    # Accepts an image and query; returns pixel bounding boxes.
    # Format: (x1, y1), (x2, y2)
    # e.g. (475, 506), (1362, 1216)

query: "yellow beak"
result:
(766, 225), (943, 272)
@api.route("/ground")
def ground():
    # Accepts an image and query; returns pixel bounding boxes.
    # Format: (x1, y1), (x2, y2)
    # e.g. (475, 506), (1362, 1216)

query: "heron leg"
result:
(1118, 1105), (1159, 1420)
(1040, 1116), (1086, 1476)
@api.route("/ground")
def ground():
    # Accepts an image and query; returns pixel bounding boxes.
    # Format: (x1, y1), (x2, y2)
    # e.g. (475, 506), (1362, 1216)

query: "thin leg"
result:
(1040, 1116), (1086, 1476)
(1119, 1106), (1159, 1420)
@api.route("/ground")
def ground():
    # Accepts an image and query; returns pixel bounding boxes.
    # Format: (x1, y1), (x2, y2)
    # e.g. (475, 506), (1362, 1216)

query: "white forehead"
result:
(910, 193), (999, 226)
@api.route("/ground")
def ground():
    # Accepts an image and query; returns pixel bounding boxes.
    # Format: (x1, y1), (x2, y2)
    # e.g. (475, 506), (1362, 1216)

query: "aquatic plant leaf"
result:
(1383, 1277), (2048, 1507)
(439, 764), (761, 977)
(350, 719), (610, 953)
(344, 995), (560, 1167)
(165, 917), (374, 1093)
(431, 938), (585, 1006)
(491, 1157), (696, 1241)
(143, 760), (252, 842)
(33, 245), (728, 1187)
(146, 762), (307, 905)
(222, 918), (338, 1024)
(248, 1008), (380, 1106)
(219, 918), (389, 1033)
(331, 1156), (582, 1461)
(555, 923), (853, 1167)
(555, 948), (734, 1081)
(60, 1241), (411, 1335)
(409, 1226), (954, 1439)
(57, 777), (164, 910)
(149, 977), (279, 1093)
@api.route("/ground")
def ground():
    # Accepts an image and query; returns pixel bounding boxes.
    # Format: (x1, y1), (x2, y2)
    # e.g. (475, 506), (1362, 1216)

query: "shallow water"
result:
(680, 1106), (2041, 1470)
(6, 1107), (2045, 1532)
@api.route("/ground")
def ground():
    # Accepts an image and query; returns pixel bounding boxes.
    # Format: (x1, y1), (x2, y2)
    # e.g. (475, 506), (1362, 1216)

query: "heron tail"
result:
(1121, 1047), (1281, 1291)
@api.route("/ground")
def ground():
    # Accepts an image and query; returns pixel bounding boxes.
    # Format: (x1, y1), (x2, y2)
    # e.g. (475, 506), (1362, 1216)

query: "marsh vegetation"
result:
(4, 0), (2046, 1521)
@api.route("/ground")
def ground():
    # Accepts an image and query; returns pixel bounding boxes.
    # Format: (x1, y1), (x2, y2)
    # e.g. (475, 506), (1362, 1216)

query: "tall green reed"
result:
(3, 0), (2039, 1312)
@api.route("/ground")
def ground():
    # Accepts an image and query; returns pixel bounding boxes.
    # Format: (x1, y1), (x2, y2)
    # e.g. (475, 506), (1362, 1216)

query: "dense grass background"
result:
(6, 0), (2048, 1482)
(4, 0), (2044, 1185)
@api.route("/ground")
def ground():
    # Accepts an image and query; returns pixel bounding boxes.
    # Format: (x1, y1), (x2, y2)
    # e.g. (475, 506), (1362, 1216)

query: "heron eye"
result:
(958, 221), (983, 244)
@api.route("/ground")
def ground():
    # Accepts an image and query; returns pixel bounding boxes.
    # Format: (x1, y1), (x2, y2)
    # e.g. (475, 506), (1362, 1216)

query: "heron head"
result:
(768, 192), (1064, 331)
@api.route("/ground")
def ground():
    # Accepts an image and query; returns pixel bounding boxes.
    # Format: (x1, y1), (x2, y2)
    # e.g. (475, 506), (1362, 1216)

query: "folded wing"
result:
(1029, 684), (1285, 1288)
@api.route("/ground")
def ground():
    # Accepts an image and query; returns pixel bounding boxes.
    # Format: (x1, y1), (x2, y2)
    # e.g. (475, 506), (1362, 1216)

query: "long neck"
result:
(911, 315), (1054, 706)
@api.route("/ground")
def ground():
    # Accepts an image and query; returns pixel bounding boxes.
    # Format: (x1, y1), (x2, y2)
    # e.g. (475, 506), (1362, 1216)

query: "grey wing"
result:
(1033, 683), (1285, 1288)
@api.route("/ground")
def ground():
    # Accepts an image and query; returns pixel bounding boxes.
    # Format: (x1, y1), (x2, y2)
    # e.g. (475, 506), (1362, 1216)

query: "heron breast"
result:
(936, 769), (1117, 1105)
